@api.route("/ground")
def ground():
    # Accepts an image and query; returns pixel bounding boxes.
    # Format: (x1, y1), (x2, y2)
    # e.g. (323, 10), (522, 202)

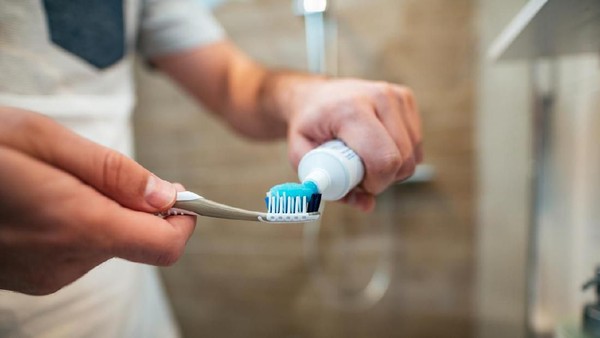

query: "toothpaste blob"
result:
(269, 181), (319, 197)
(265, 181), (321, 213)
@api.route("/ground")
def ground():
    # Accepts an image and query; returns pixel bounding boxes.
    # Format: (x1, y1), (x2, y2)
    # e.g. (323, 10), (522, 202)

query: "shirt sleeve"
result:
(138, 0), (226, 59)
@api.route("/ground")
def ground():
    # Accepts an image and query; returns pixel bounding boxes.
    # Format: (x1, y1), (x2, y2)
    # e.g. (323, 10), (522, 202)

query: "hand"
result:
(286, 79), (422, 212)
(0, 107), (196, 295)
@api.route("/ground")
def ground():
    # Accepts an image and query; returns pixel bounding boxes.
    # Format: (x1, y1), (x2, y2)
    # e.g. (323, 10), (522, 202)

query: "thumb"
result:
(287, 130), (318, 170)
(54, 143), (177, 212)
(87, 150), (177, 212)
(6, 112), (176, 212)
(55, 142), (177, 212)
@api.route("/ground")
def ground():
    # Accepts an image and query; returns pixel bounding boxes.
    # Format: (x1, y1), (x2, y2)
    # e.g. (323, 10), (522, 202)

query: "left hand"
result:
(0, 107), (196, 295)
(286, 78), (422, 212)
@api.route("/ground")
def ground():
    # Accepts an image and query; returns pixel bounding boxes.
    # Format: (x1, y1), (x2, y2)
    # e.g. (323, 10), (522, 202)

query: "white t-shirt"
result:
(0, 0), (225, 336)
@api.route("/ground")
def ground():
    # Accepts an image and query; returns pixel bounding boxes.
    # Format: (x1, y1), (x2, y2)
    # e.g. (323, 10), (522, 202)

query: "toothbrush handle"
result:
(170, 198), (266, 222)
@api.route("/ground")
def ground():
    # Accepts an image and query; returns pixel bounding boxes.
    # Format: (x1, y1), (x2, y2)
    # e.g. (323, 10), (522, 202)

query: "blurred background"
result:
(133, 0), (600, 337)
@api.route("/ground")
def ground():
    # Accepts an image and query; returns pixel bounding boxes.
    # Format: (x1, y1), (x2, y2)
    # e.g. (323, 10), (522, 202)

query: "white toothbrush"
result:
(162, 191), (320, 223)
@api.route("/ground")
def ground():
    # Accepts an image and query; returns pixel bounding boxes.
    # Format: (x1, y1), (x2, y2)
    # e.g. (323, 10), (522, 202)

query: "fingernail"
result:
(145, 175), (176, 209)
(172, 182), (186, 192)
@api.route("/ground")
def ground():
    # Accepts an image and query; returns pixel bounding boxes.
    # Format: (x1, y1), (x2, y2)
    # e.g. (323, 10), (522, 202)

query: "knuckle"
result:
(377, 152), (402, 177)
(381, 83), (397, 97)
(100, 150), (125, 191)
(398, 86), (418, 112)
(394, 86), (415, 107)
(398, 157), (417, 181)
(395, 85), (414, 98)
(334, 101), (363, 122)
(372, 83), (395, 107)
(366, 152), (402, 194)
(364, 179), (387, 196)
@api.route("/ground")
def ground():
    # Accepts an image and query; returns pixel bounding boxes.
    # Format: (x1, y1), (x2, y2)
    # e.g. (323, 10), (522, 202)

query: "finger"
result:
(415, 143), (424, 164)
(0, 147), (193, 267)
(6, 112), (176, 213)
(372, 84), (417, 181)
(92, 202), (196, 266)
(287, 131), (318, 169)
(340, 188), (376, 212)
(50, 178), (196, 267)
(63, 144), (176, 213)
(391, 86), (423, 164)
(334, 102), (402, 195)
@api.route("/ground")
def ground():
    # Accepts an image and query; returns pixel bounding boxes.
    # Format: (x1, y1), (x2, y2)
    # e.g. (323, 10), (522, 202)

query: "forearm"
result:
(220, 54), (290, 139)
(153, 41), (325, 139)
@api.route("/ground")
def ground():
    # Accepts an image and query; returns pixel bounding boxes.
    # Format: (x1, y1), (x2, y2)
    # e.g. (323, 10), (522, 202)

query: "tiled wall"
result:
(133, 0), (475, 337)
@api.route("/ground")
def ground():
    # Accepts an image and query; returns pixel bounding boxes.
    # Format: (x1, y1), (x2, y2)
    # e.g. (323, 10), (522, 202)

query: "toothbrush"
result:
(162, 191), (321, 223)
(164, 140), (360, 223)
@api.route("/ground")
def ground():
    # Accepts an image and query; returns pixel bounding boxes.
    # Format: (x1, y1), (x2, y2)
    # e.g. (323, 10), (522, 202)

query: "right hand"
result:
(0, 106), (196, 295)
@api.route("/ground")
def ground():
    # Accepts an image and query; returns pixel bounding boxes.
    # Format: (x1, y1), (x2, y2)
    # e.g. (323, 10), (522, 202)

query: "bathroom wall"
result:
(477, 1), (600, 336)
(475, 0), (530, 337)
(133, 0), (476, 337)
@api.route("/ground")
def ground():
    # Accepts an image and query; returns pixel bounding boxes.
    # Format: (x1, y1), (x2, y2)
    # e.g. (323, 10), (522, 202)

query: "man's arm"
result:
(152, 41), (314, 139)
(152, 40), (422, 211)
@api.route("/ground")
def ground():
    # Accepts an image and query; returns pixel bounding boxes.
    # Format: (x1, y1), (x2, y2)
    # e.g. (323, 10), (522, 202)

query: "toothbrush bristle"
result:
(307, 193), (321, 213)
(264, 191), (321, 214)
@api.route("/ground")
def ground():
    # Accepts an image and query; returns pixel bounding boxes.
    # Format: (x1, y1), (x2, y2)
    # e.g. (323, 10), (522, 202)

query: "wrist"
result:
(263, 71), (327, 124)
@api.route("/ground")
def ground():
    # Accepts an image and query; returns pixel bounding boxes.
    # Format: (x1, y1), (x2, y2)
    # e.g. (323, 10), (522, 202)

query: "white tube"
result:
(298, 140), (364, 200)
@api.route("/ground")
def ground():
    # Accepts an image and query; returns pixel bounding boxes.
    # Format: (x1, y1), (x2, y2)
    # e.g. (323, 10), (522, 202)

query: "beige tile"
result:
(134, 0), (476, 337)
